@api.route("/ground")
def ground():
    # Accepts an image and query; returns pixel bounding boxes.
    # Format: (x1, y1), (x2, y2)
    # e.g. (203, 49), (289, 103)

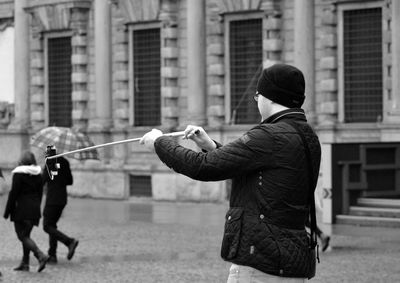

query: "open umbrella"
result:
(30, 126), (99, 160)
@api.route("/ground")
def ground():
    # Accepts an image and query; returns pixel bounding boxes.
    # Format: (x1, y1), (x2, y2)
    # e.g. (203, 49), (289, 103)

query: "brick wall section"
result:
(70, 7), (90, 130)
(177, 0), (188, 127)
(264, 6), (283, 66)
(86, 9), (96, 124)
(318, 2), (338, 125)
(30, 18), (45, 130)
(160, 0), (180, 129)
(206, 1), (225, 127)
(281, 0), (294, 63)
(112, 6), (130, 129)
(382, 0), (392, 114)
(71, 32), (89, 130)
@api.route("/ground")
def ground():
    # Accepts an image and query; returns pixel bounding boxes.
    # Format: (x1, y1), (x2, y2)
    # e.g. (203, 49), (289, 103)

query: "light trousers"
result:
(227, 264), (306, 283)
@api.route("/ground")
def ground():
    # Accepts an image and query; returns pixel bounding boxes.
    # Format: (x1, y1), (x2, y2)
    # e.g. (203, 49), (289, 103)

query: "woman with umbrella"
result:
(3, 151), (49, 272)
(42, 153), (79, 264)
(30, 127), (93, 263)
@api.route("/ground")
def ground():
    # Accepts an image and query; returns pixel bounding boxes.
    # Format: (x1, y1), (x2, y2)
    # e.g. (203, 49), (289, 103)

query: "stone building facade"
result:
(0, 0), (399, 223)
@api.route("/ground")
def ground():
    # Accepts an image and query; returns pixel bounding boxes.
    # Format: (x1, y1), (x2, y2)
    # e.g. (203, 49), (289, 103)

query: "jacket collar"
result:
(12, 165), (42, 175)
(261, 108), (306, 124)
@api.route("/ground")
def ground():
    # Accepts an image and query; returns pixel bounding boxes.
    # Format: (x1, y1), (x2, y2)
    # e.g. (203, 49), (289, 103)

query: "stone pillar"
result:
(321, 144), (333, 224)
(10, 0), (30, 130)
(186, 0), (207, 125)
(159, 0), (180, 129)
(294, 0), (315, 123)
(392, 0), (400, 111)
(319, 6), (337, 126)
(90, 0), (112, 130)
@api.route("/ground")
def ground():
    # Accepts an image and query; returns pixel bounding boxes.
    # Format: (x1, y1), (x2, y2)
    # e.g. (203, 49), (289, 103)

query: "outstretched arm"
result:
(183, 125), (217, 152)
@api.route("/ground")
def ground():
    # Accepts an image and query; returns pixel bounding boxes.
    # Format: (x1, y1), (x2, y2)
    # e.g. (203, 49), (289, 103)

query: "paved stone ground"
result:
(1, 196), (400, 283)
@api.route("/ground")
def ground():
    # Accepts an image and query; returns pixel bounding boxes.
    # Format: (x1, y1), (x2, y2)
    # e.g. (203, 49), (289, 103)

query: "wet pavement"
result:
(1, 196), (400, 282)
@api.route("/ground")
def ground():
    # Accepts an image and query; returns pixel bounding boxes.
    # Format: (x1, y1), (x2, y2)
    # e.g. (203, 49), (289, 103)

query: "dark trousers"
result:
(14, 221), (43, 264)
(43, 205), (73, 256)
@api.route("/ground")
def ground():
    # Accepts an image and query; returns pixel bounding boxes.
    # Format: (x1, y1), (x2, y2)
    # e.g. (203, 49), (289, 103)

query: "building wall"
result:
(0, 0), (399, 204)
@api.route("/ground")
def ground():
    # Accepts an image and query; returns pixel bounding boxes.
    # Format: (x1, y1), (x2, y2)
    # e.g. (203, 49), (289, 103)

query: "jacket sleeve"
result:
(42, 166), (50, 184)
(3, 174), (21, 219)
(63, 159), (73, 186)
(154, 127), (275, 181)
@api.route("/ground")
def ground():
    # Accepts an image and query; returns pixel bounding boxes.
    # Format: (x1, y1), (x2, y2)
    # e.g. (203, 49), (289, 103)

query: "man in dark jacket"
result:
(140, 64), (321, 281)
(42, 156), (79, 264)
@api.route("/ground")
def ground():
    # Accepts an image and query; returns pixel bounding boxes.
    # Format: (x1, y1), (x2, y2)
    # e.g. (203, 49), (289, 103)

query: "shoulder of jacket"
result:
(256, 122), (295, 133)
(238, 125), (275, 146)
(12, 172), (25, 178)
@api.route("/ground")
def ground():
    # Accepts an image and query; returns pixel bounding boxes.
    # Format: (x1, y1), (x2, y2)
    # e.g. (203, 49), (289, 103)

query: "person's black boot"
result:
(37, 254), (49, 273)
(67, 239), (79, 260)
(13, 262), (29, 272)
(47, 254), (58, 264)
(34, 250), (49, 273)
(321, 234), (331, 252)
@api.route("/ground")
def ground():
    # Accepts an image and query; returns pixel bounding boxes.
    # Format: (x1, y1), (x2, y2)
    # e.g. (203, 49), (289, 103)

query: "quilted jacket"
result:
(154, 108), (321, 278)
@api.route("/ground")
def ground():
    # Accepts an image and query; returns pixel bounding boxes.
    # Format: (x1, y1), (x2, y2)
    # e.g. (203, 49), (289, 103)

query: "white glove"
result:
(139, 129), (163, 152)
(183, 125), (216, 151)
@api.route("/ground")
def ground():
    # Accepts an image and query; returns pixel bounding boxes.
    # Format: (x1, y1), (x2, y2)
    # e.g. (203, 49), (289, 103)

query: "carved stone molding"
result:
(24, 0), (92, 32)
(214, 0), (262, 13)
(0, 18), (13, 31)
(111, 0), (160, 23)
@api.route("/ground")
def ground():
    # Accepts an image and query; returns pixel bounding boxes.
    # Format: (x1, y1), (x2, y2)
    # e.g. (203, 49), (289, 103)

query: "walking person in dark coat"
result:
(3, 151), (49, 272)
(42, 156), (79, 264)
(140, 64), (321, 282)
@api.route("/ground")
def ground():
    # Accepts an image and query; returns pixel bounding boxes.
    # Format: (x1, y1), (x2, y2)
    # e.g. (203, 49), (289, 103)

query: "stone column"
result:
(186, 0), (207, 125)
(294, 0), (315, 123)
(10, 0), (30, 130)
(90, 0), (112, 130)
(392, 0), (400, 111)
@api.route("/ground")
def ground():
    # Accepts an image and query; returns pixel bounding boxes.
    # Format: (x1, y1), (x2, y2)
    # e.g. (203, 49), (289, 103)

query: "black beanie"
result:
(256, 64), (305, 108)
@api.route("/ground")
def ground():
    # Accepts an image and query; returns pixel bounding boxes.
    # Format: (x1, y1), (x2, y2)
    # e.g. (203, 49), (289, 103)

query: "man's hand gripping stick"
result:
(45, 145), (60, 180)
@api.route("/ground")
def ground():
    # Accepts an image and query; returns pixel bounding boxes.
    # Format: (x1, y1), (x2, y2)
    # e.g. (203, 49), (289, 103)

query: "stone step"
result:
(357, 198), (400, 209)
(336, 215), (400, 228)
(349, 206), (400, 218)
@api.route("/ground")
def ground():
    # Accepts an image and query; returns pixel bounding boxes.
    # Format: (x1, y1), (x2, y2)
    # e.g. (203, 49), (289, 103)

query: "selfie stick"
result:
(46, 131), (187, 160)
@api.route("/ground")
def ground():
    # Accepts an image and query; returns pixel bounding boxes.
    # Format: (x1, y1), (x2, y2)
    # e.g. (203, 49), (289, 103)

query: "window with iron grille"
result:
(47, 36), (72, 127)
(229, 19), (262, 124)
(132, 28), (161, 126)
(343, 8), (382, 123)
(129, 174), (152, 197)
